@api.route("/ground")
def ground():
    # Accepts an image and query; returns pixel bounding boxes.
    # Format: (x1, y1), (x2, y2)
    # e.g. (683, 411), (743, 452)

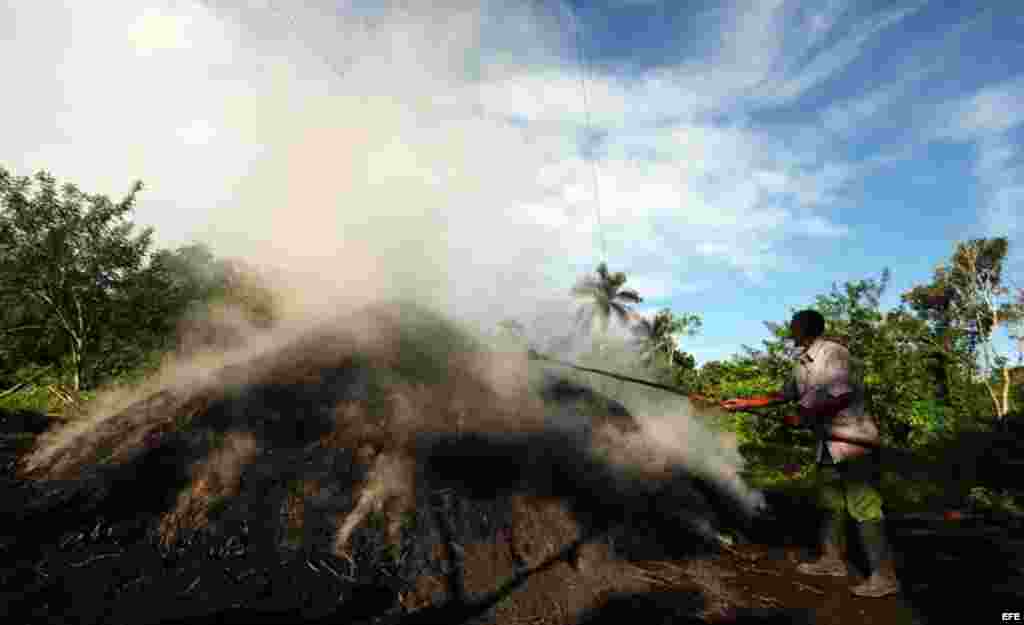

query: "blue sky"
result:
(2, 1), (1022, 369)
(475, 0), (1024, 366)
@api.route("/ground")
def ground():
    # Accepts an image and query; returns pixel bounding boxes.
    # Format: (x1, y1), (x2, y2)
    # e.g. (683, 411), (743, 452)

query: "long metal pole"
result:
(527, 349), (882, 450)
(528, 349), (693, 398)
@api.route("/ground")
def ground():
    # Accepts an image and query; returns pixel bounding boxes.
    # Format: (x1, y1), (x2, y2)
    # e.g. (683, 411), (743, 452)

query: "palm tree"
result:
(636, 309), (682, 368)
(571, 262), (643, 337)
(635, 309), (702, 369)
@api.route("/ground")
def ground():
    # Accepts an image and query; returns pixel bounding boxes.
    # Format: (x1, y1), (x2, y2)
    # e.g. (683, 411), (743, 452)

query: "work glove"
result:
(720, 398), (754, 411)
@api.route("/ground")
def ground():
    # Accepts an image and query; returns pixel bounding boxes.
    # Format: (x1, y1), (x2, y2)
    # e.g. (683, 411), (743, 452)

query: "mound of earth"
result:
(6, 301), (755, 624)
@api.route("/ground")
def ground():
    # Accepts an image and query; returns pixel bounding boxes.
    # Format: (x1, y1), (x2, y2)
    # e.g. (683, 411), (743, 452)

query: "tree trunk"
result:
(937, 326), (955, 408)
(999, 366), (1011, 430)
(978, 365), (1012, 429)
(928, 353), (949, 401)
(70, 339), (82, 393)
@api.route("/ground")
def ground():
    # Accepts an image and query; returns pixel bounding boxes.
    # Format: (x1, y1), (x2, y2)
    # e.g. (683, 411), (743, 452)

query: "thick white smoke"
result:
(19, 1), (764, 522)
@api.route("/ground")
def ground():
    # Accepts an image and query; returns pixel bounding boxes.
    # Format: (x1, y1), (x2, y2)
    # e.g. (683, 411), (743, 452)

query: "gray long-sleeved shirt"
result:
(782, 337), (879, 464)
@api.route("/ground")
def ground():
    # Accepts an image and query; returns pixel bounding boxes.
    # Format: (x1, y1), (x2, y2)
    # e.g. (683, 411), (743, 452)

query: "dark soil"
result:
(4, 405), (1022, 625)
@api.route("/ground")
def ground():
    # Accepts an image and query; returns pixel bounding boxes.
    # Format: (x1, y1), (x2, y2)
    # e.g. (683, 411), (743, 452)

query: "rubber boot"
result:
(851, 520), (901, 597)
(796, 515), (848, 577)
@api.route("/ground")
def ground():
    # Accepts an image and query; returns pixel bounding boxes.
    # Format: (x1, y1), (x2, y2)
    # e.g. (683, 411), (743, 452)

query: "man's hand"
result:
(721, 395), (781, 411)
(720, 398), (752, 412)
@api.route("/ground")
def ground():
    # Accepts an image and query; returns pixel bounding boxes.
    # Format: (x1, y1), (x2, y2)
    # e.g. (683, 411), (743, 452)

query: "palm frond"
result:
(609, 303), (632, 326)
(616, 289), (642, 305)
(571, 262), (645, 339)
(571, 289), (602, 303)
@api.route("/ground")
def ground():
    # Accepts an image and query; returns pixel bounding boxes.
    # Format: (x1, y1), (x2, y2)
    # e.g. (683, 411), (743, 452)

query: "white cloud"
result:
(975, 138), (1024, 241)
(681, 345), (735, 367)
(934, 77), (1024, 142)
(177, 120), (218, 146)
(0, 0), (900, 331)
(930, 78), (1024, 243)
(627, 274), (712, 302)
(953, 79), (1024, 139)
(763, 5), (920, 105)
(821, 86), (896, 135)
(795, 215), (849, 237)
(129, 8), (194, 55)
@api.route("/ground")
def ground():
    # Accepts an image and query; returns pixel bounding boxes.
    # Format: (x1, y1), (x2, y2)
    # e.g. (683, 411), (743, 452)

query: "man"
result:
(720, 309), (901, 598)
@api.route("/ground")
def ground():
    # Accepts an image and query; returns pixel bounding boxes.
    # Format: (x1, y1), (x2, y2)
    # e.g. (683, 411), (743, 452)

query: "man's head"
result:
(789, 309), (825, 347)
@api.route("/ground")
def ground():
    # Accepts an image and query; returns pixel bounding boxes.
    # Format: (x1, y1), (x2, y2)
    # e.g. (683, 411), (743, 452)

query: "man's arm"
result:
(720, 392), (790, 411)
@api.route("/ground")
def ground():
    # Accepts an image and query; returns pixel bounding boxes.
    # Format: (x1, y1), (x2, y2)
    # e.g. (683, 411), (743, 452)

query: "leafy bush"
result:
(880, 470), (948, 514)
(967, 486), (1024, 517)
(0, 385), (56, 415)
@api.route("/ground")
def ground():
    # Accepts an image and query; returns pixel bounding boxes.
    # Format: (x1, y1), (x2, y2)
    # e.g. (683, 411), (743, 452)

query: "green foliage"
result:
(381, 299), (485, 385)
(907, 398), (954, 445)
(95, 442), (115, 464)
(366, 509), (386, 530)
(0, 168), (152, 393)
(0, 363), (61, 413)
(207, 430), (226, 450)
(967, 486), (1024, 517)
(903, 238), (1022, 420)
(740, 454), (817, 503)
(0, 391), (51, 415)
(206, 496), (230, 519)
(879, 470), (949, 514)
(383, 542), (403, 565)
(174, 410), (196, 432)
(287, 479), (304, 499)
(629, 309), (702, 390)
(683, 356), (785, 448)
(0, 168), (286, 412)
(285, 525), (304, 546)
(689, 265), (1007, 453)
(399, 511), (418, 533)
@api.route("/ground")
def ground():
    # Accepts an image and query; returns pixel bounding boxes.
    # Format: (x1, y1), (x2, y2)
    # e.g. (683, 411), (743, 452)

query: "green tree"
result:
(670, 349), (698, 389)
(635, 309), (702, 371)
(906, 239), (1023, 424)
(804, 269), (958, 446)
(902, 273), (961, 402)
(734, 268), (960, 447)
(89, 242), (244, 382)
(0, 168), (150, 395)
(943, 238), (1023, 423)
(570, 262), (642, 337)
(692, 355), (788, 448)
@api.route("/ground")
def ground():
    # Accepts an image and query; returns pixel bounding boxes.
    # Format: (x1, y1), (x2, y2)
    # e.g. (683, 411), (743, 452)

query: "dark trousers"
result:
(815, 452), (885, 522)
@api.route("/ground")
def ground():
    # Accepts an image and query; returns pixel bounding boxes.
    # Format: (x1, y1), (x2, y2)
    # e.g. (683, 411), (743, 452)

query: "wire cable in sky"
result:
(564, 4), (608, 268)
